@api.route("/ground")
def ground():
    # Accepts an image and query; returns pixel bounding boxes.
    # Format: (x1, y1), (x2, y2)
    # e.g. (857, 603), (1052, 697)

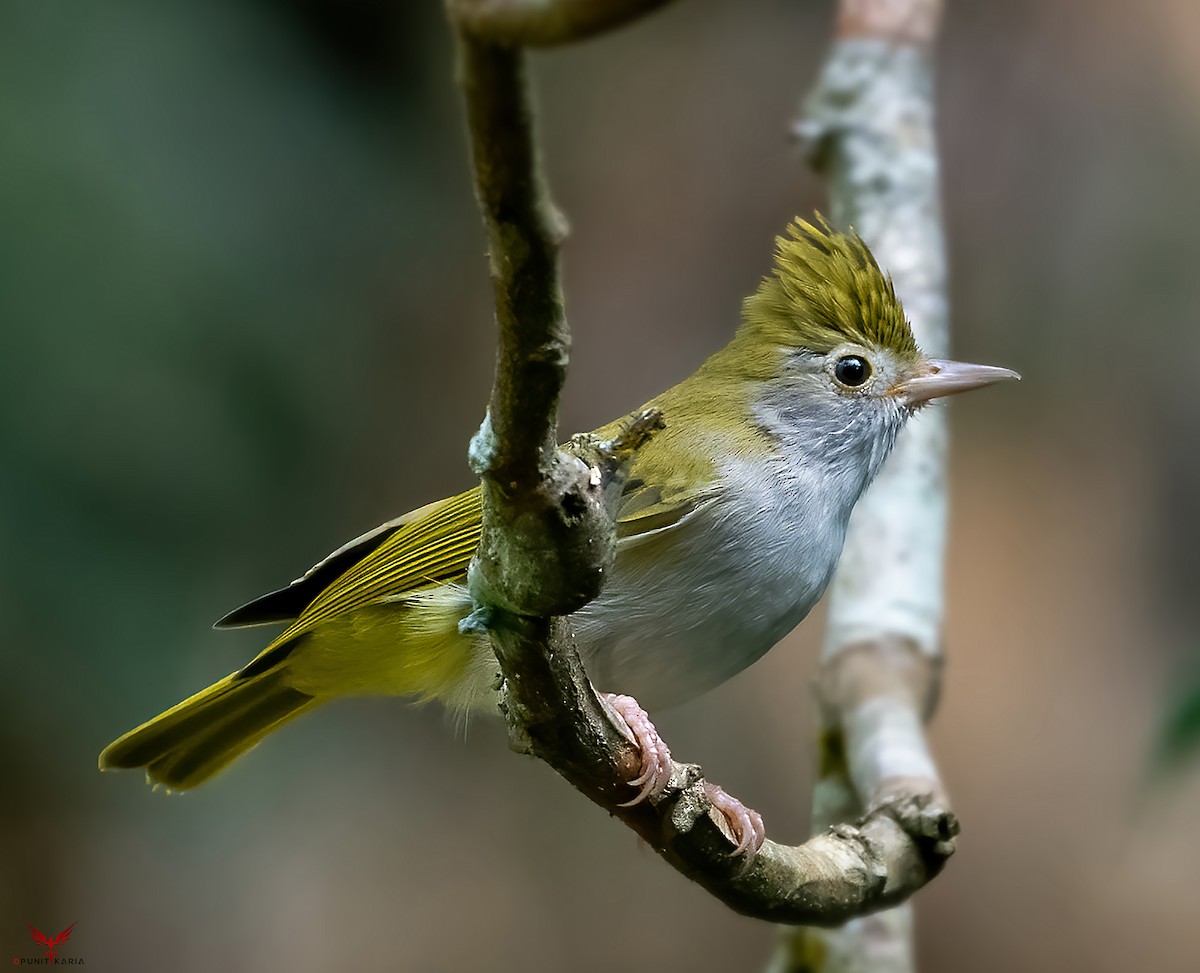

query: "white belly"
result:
(572, 453), (850, 708)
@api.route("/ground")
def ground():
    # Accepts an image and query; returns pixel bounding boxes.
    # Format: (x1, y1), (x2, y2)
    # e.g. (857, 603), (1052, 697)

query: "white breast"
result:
(572, 450), (851, 708)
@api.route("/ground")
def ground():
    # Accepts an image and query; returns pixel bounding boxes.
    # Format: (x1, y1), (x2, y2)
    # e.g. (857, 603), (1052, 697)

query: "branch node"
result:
(867, 791), (958, 850)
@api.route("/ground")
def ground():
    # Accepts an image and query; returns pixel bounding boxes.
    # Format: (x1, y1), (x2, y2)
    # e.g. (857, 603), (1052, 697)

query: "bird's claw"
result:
(602, 693), (673, 806)
(704, 782), (766, 860)
(601, 693), (765, 861)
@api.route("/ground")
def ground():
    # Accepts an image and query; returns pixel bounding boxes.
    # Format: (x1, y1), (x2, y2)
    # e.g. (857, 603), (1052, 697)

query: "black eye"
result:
(834, 355), (871, 387)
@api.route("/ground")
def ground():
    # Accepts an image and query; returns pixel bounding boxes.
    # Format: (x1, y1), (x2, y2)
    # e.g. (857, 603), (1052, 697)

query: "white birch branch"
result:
(774, 0), (956, 969)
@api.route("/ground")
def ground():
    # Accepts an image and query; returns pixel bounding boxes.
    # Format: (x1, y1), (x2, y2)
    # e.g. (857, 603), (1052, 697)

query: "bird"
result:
(100, 217), (1017, 854)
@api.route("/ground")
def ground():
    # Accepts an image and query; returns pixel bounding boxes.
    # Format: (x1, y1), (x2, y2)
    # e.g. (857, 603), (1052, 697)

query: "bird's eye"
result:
(834, 355), (871, 388)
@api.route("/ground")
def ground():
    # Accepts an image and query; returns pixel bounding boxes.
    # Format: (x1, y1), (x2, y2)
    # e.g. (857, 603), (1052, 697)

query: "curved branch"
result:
(491, 611), (951, 926)
(448, 0), (678, 48)
(458, 36), (617, 618)
(452, 16), (953, 926)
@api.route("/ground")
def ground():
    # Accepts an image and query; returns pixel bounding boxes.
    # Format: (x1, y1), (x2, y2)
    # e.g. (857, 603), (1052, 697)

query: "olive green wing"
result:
(214, 498), (452, 628)
(285, 468), (710, 634)
(227, 418), (716, 641)
(614, 474), (713, 537)
(603, 407), (721, 539)
(283, 487), (485, 633)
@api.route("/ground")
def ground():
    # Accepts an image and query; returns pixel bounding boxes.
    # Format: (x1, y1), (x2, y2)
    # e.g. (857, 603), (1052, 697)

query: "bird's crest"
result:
(743, 216), (919, 360)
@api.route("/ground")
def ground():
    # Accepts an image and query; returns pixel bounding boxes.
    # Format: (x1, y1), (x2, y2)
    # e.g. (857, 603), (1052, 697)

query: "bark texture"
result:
(774, 0), (956, 968)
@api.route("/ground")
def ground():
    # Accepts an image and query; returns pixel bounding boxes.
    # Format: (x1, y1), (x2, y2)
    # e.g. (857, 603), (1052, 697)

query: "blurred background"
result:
(2, 0), (1198, 969)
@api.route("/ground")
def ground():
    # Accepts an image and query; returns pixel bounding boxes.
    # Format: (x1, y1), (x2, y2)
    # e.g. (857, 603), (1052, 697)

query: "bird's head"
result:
(731, 216), (1018, 480)
(741, 216), (1017, 410)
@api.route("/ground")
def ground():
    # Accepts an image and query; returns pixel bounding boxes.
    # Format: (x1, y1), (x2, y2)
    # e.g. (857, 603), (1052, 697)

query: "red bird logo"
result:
(24, 921), (76, 960)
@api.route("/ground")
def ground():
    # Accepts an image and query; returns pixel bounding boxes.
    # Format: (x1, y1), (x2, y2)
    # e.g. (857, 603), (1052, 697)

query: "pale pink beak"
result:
(895, 358), (1020, 406)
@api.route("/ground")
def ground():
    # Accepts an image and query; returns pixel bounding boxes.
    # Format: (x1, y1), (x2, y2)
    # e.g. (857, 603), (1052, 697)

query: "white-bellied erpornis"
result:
(100, 218), (1017, 857)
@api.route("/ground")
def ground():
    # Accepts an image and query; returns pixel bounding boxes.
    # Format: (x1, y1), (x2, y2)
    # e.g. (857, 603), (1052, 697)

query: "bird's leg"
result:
(601, 692), (766, 860)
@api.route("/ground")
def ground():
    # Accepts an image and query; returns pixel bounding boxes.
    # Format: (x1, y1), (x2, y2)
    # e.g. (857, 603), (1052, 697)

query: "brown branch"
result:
(457, 36), (610, 619)
(490, 612), (953, 928)
(449, 0), (678, 48)
(450, 1), (953, 930)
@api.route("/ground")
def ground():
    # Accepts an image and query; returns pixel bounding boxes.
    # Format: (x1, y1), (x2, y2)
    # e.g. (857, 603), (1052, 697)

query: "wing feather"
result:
(214, 500), (449, 628)
(231, 405), (723, 644)
(280, 488), (484, 634)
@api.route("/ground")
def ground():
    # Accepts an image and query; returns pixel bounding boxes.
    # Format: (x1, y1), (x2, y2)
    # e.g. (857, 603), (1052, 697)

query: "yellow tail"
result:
(99, 667), (318, 791)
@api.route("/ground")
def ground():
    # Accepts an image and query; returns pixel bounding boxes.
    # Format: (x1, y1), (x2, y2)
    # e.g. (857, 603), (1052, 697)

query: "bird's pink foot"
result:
(602, 693), (673, 806)
(704, 782), (765, 859)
